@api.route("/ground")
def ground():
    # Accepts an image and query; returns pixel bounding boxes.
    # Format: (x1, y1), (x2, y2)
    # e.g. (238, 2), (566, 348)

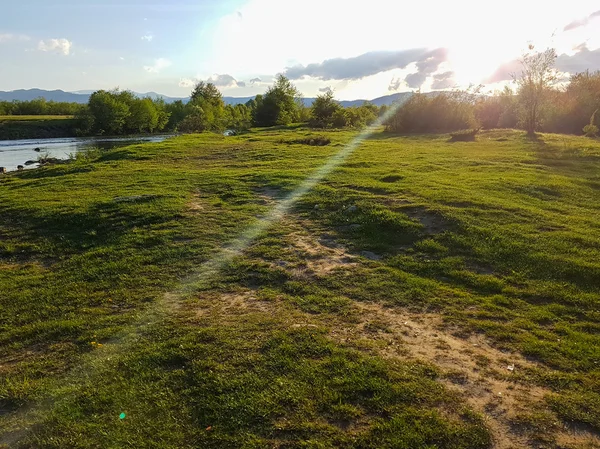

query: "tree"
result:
(309, 90), (341, 128)
(165, 100), (188, 130)
(254, 74), (301, 127)
(127, 98), (160, 133)
(514, 46), (557, 135)
(183, 81), (225, 132)
(88, 90), (130, 135)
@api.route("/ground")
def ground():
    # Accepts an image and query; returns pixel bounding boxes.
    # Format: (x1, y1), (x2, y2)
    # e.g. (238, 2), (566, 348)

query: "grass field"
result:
(0, 115), (74, 121)
(0, 128), (599, 448)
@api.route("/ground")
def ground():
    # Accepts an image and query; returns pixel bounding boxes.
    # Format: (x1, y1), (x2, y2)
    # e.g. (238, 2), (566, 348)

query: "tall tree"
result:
(310, 90), (341, 128)
(88, 90), (130, 135)
(514, 46), (557, 135)
(183, 81), (225, 131)
(254, 75), (301, 127)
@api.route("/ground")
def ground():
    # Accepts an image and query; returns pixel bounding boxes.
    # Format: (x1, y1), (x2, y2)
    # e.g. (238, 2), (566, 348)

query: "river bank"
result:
(0, 117), (78, 140)
(0, 134), (174, 172)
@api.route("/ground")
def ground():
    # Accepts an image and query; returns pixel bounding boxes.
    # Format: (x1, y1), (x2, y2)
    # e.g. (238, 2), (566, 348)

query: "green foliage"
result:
(309, 91), (341, 128)
(253, 74), (301, 127)
(0, 98), (84, 116)
(223, 103), (252, 132)
(385, 92), (477, 133)
(583, 109), (599, 136)
(310, 95), (378, 129)
(583, 123), (599, 137)
(85, 89), (171, 136)
(178, 82), (226, 132)
(164, 100), (191, 131)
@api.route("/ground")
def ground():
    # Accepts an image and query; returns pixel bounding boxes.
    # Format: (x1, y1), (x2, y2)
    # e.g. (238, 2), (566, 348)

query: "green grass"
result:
(1, 127), (599, 447)
(0, 115), (74, 121)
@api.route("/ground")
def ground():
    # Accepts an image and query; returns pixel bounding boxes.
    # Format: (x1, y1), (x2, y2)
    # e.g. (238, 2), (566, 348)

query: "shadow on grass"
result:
(0, 195), (174, 253)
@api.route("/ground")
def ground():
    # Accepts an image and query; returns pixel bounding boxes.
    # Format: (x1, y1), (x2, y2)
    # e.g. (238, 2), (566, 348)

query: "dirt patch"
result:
(332, 301), (600, 449)
(188, 290), (277, 322)
(284, 229), (357, 277)
(277, 220), (598, 448)
(401, 206), (450, 234)
(255, 187), (283, 204)
(187, 193), (206, 212)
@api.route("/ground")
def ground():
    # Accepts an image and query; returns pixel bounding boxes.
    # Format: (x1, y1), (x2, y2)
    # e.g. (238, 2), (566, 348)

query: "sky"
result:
(1, 0), (599, 100)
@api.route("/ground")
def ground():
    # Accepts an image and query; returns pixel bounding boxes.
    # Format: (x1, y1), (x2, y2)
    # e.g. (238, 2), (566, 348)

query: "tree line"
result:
(385, 48), (600, 137)
(0, 98), (85, 116)
(3, 47), (599, 138)
(65, 74), (388, 136)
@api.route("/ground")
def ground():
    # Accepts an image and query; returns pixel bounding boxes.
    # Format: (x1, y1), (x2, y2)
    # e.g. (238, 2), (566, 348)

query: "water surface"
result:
(0, 135), (173, 172)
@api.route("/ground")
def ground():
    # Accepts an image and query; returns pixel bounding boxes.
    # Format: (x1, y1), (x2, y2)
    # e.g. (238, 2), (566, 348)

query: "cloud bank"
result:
(285, 48), (436, 80)
(285, 48), (448, 89)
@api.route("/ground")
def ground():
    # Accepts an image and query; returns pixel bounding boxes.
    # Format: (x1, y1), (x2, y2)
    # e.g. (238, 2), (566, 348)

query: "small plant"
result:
(583, 109), (598, 137)
(584, 124), (599, 137)
(290, 136), (331, 146)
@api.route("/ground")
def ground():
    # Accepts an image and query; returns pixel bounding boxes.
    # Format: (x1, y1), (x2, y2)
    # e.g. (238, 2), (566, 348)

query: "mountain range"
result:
(0, 89), (414, 108)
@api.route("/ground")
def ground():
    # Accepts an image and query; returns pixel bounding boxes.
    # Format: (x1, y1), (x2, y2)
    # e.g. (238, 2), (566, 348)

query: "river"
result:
(0, 135), (173, 172)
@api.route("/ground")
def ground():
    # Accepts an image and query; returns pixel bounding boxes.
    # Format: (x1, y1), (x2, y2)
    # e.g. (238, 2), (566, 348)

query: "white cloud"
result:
(179, 78), (197, 88)
(0, 33), (30, 43)
(38, 38), (72, 55)
(119, 56), (125, 60)
(144, 58), (172, 73)
(141, 34), (153, 42)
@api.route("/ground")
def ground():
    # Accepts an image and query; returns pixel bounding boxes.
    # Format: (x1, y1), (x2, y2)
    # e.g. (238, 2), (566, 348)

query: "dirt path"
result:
(183, 190), (599, 448)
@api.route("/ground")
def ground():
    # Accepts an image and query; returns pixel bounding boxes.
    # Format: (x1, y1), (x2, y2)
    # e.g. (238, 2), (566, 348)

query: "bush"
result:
(385, 92), (478, 133)
(583, 124), (599, 137)
(290, 136), (331, 146)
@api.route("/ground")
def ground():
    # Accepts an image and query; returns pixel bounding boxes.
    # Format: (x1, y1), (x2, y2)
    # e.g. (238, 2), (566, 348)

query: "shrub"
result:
(385, 92), (478, 133)
(583, 124), (599, 137)
(290, 136), (331, 146)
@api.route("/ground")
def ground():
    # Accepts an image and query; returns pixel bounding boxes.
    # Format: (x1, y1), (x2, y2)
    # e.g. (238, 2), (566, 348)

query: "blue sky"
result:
(1, 0), (600, 99)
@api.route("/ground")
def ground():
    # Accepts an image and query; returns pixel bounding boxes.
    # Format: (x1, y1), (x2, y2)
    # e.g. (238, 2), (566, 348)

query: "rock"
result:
(17, 165), (24, 171)
(0, 167), (6, 174)
(360, 250), (382, 261)
(24, 160), (36, 166)
(346, 205), (358, 213)
(34, 147), (41, 152)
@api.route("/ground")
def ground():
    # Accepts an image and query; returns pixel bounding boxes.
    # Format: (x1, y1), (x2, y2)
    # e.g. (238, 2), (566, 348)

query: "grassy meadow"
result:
(0, 116), (75, 121)
(0, 127), (599, 448)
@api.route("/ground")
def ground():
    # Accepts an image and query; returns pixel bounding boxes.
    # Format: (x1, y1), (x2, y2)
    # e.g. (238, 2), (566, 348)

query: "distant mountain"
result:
(0, 89), (417, 107)
(0, 89), (90, 103)
(367, 92), (414, 107)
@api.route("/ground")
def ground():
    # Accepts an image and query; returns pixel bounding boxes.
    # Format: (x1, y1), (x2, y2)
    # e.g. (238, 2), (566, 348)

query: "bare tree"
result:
(514, 46), (557, 135)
